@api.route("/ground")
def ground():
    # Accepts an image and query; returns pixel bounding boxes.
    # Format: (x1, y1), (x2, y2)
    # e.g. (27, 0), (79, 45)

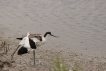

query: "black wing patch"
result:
(17, 47), (28, 55)
(29, 38), (36, 49)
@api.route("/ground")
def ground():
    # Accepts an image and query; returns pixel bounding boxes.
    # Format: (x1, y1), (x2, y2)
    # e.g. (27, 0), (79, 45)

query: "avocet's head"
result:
(44, 32), (59, 38)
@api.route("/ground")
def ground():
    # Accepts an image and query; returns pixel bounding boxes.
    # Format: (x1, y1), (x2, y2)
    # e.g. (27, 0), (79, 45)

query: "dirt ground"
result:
(0, 36), (106, 71)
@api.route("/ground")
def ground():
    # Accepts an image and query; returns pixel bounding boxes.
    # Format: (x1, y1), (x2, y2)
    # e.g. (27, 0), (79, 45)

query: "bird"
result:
(11, 32), (59, 65)
(16, 32), (58, 47)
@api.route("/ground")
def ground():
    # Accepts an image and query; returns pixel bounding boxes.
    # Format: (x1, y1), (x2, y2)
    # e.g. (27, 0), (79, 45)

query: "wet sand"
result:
(0, 0), (106, 71)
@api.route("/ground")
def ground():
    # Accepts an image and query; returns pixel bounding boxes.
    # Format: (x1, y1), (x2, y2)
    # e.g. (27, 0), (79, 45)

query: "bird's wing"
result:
(16, 34), (42, 40)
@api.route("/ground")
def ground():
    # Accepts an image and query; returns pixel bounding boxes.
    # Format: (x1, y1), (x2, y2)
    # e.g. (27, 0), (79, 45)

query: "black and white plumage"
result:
(11, 32), (58, 65)
(17, 33), (37, 55)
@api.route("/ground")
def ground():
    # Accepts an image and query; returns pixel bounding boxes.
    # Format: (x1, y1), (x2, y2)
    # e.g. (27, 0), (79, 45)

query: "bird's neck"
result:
(44, 33), (49, 38)
(44, 35), (48, 40)
(44, 33), (47, 37)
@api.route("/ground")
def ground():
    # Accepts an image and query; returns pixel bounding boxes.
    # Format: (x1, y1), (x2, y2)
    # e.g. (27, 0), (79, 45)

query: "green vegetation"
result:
(51, 55), (82, 71)
(0, 40), (10, 54)
(52, 55), (69, 71)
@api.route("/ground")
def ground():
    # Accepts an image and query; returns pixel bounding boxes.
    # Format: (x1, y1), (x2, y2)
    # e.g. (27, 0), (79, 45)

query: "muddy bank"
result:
(0, 36), (106, 71)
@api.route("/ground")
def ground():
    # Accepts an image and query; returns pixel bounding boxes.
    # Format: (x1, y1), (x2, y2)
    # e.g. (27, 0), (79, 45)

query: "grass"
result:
(53, 55), (69, 71)
(51, 55), (82, 71)
(51, 55), (69, 71)
(0, 40), (10, 54)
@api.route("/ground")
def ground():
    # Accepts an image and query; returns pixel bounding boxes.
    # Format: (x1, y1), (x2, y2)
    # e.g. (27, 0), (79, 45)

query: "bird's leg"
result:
(11, 45), (20, 60)
(33, 50), (35, 65)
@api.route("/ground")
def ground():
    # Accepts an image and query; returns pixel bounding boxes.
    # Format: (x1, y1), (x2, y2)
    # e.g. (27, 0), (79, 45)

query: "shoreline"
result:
(0, 35), (106, 71)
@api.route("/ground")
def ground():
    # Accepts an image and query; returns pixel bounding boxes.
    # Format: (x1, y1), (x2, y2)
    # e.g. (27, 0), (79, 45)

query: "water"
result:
(0, 0), (106, 57)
